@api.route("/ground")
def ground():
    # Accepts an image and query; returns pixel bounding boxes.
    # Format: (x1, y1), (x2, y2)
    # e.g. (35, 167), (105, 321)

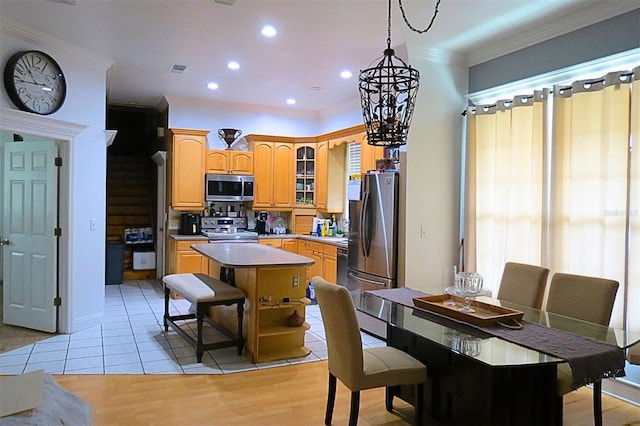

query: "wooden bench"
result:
(163, 273), (245, 362)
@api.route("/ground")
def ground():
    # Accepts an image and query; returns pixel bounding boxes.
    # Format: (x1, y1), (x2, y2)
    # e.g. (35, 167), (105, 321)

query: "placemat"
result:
(366, 288), (626, 389)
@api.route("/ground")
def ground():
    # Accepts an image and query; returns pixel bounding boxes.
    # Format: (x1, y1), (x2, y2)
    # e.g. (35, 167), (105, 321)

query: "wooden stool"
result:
(163, 273), (245, 362)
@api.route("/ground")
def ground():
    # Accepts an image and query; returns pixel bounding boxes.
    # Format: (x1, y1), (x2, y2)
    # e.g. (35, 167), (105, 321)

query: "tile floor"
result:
(0, 280), (385, 375)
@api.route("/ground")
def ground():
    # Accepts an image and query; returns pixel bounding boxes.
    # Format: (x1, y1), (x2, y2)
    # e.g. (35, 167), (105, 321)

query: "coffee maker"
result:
(256, 211), (268, 235)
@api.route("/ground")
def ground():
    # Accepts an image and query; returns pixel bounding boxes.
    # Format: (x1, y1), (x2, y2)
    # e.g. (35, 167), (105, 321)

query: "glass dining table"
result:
(355, 289), (640, 426)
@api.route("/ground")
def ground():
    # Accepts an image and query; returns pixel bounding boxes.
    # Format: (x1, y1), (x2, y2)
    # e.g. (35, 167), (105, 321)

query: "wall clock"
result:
(3, 50), (67, 115)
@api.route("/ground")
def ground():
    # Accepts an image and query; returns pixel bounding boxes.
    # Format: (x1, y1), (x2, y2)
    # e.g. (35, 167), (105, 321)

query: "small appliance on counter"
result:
(178, 212), (202, 235)
(256, 211), (268, 235)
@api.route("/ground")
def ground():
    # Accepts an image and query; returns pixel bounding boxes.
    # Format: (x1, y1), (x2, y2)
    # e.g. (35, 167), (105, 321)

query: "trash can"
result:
(105, 243), (125, 285)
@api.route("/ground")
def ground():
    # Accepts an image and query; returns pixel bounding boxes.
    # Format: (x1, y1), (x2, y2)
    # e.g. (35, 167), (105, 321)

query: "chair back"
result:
(497, 262), (550, 309)
(312, 276), (364, 388)
(546, 272), (618, 326)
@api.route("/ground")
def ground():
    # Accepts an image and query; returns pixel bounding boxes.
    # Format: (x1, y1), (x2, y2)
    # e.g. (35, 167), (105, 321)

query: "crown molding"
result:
(467, 3), (639, 66)
(0, 107), (87, 139)
(0, 17), (112, 70)
(407, 45), (469, 67)
(468, 48), (640, 105)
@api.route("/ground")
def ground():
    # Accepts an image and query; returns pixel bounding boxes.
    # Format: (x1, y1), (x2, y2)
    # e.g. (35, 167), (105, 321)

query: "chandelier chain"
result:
(386, 0), (392, 48)
(398, 0), (442, 34)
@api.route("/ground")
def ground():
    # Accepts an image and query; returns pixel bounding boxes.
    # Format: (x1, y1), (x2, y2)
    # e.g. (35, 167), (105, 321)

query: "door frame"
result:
(0, 107), (87, 332)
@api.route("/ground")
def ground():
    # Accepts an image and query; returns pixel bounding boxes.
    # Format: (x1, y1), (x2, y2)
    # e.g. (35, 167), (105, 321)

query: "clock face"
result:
(3, 50), (67, 115)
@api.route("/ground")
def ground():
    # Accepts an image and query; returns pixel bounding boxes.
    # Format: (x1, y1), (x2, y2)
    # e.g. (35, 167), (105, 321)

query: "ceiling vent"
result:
(170, 64), (188, 74)
(214, 0), (235, 5)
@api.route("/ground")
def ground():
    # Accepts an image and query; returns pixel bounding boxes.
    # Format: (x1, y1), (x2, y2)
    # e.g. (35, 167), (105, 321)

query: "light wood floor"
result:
(54, 361), (640, 426)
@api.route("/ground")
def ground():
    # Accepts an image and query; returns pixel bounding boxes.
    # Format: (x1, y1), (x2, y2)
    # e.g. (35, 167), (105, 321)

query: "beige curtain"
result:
(464, 91), (547, 294)
(629, 67), (640, 363)
(550, 71), (632, 329)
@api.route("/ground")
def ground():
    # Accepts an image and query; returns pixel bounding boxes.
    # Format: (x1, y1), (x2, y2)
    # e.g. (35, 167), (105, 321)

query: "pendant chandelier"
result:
(359, 0), (442, 147)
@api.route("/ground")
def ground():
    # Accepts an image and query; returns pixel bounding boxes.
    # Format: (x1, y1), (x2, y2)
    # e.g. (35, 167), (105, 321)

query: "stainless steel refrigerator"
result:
(348, 171), (399, 290)
(347, 171), (400, 338)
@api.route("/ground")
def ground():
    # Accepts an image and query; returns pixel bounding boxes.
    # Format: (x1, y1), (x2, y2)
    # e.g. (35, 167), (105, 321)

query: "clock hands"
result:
(14, 77), (48, 87)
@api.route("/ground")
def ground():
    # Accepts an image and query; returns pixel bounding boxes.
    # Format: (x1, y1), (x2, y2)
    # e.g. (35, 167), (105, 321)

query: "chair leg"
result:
(415, 383), (424, 426)
(349, 391), (360, 426)
(593, 380), (602, 426)
(385, 386), (394, 412)
(325, 373), (337, 425)
(163, 285), (170, 332)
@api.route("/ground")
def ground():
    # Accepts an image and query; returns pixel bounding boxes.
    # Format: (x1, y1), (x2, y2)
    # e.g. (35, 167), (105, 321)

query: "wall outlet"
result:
(292, 275), (299, 288)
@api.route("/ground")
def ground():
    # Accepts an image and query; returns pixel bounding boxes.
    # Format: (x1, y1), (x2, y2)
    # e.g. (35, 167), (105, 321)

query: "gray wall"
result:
(469, 9), (640, 95)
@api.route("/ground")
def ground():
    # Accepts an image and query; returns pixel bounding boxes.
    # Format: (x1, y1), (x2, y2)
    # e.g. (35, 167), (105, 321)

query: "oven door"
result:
(205, 174), (244, 202)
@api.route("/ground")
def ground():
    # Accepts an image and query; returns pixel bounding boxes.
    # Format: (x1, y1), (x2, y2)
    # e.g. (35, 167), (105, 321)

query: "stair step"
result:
(108, 196), (150, 206)
(107, 205), (151, 215)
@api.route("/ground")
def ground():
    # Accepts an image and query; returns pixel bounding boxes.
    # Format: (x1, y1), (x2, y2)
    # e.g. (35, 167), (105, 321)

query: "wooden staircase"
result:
(106, 155), (156, 281)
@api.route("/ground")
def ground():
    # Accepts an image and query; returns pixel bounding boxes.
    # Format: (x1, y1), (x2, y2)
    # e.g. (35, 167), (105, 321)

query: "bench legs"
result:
(163, 285), (244, 362)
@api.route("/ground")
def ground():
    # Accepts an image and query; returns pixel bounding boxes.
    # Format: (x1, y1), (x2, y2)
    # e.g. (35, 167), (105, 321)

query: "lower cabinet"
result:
(167, 238), (208, 298)
(260, 238), (298, 253)
(259, 239), (281, 249)
(281, 239), (298, 253)
(168, 239), (209, 274)
(299, 240), (337, 284)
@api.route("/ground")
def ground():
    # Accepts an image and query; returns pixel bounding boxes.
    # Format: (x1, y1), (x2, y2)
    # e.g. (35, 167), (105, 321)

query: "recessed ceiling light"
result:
(340, 70), (353, 79)
(261, 25), (277, 37)
(227, 61), (240, 70)
(207, 82), (219, 90)
(286, 98), (296, 105)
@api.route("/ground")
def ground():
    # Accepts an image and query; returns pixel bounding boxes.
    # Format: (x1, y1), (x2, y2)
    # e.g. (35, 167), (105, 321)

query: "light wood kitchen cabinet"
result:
(299, 240), (337, 284)
(300, 240), (323, 282)
(315, 140), (346, 213)
(168, 239), (209, 274)
(168, 128), (208, 211)
(260, 238), (298, 253)
(359, 131), (385, 174)
(259, 239), (281, 248)
(294, 143), (316, 207)
(293, 208), (316, 235)
(249, 138), (294, 210)
(281, 239), (298, 253)
(206, 150), (253, 175)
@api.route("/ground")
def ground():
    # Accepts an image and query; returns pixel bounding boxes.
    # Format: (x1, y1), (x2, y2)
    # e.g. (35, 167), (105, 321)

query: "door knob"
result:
(0, 238), (9, 246)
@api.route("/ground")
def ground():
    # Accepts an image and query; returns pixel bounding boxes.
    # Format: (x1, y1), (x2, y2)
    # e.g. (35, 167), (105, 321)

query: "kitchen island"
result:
(191, 243), (315, 363)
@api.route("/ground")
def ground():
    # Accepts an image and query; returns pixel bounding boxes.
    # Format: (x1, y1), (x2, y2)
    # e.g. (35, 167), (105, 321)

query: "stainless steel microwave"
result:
(205, 174), (254, 202)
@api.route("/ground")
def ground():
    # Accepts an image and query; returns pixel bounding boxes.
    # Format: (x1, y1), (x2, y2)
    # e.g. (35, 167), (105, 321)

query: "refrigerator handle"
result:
(361, 190), (370, 257)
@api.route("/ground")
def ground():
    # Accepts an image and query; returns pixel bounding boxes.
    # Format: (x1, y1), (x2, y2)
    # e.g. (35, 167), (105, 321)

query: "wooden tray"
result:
(412, 294), (524, 327)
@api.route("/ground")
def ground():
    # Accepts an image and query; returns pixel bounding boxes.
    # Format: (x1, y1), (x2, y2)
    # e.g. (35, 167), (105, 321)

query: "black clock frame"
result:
(3, 50), (67, 115)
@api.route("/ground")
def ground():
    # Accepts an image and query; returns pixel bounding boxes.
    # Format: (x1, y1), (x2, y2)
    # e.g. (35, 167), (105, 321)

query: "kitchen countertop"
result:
(169, 230), (347, 247)
(259, 234), (348, 248)
(191, 242), (315, 268)
(168, 232), (208, 241)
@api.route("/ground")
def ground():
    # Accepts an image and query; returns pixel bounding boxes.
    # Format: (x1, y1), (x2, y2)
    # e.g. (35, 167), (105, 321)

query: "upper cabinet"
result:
(206, 150), (253, 175)
(168, 128), (208, 211)
(358, 132), (385, 174)
(294, 143), (316, 208)
(315, 140), (346, 213)
(249, 136), (294, 210)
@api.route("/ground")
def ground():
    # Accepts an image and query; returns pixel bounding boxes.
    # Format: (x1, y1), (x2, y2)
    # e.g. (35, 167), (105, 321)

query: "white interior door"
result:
(2, 140), (58, 332)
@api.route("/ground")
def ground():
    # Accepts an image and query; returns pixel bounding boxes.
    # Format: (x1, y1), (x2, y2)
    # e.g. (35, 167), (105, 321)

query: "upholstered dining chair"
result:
(546, 272), (619, 426)
(311, 276), (427, 426)
(497, 262), (550, 309)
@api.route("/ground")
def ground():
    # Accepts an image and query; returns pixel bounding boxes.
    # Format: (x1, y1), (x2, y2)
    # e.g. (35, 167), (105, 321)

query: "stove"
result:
(201, 216), (258, 242)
